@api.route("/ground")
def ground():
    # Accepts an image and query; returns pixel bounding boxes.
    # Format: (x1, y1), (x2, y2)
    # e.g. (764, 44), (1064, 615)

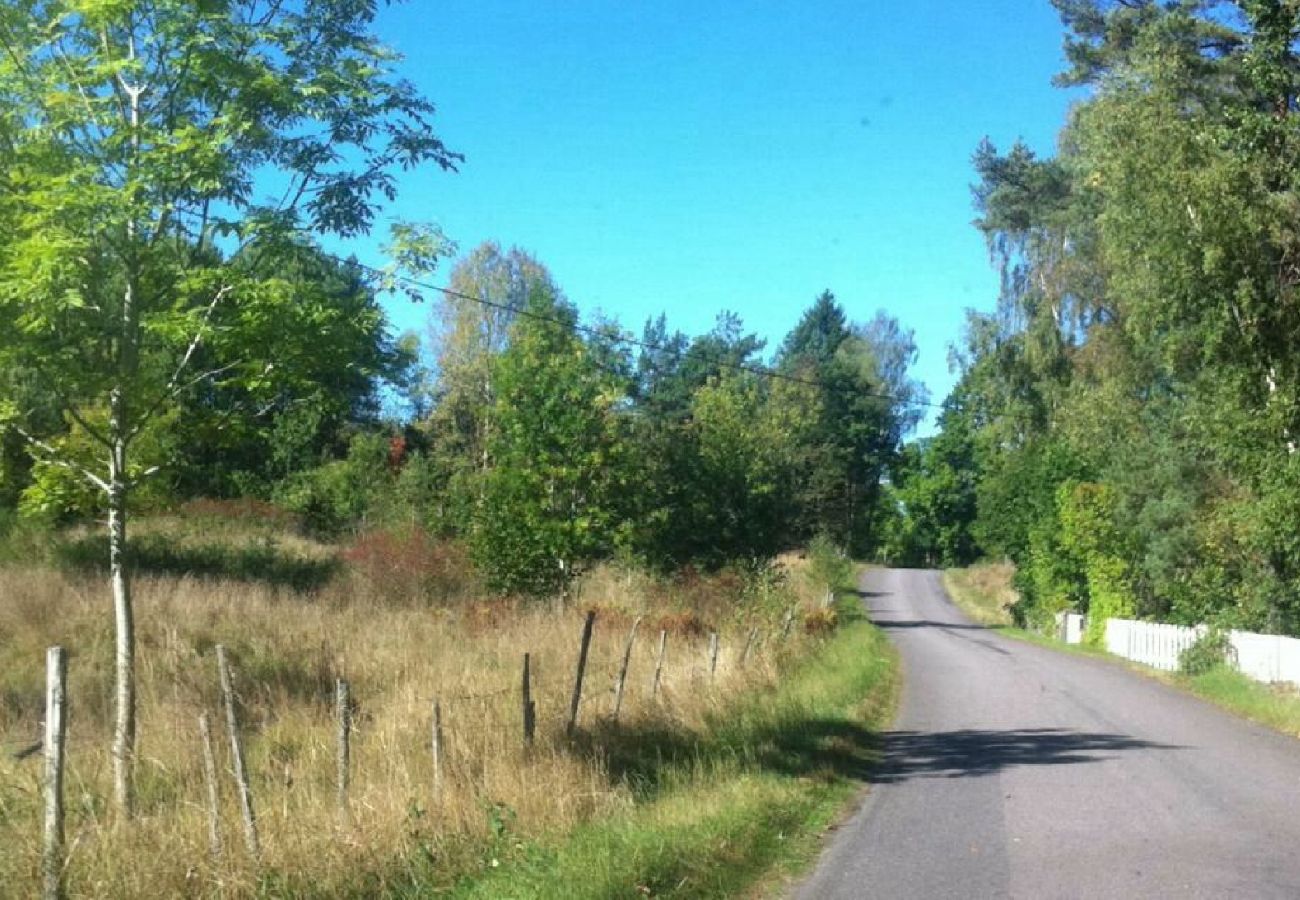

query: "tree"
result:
(424, 243), (558, 533)
(0, 0), (458, 814)
(470, 287), (632, 595)
(778, 292), (922, 554)
(926, 1), (1300, 633)
(162, 243), (415, 500)
(889, 405), (981, 567)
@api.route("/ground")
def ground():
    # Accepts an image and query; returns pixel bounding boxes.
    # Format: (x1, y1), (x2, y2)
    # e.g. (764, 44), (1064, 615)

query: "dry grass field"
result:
(0, 509), (840, 897)
(942, 561), (1018, 627)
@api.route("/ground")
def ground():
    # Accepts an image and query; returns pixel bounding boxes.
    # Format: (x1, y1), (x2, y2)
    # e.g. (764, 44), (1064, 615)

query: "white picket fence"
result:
(1104, 617), (1300, 685)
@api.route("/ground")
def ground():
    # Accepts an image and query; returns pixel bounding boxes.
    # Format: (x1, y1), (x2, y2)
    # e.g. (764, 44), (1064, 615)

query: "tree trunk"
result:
(112, 46), (143, 819)
(108, 427), (135, 819)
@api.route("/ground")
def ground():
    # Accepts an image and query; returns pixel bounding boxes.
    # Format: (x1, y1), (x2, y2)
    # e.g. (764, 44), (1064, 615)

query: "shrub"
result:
(342, 527), (475, 604)
(1180, 628), (1236, 676)
(806, 534), (852, 600)
(803, 606), (838, 635)
(273, 432), (394, 539)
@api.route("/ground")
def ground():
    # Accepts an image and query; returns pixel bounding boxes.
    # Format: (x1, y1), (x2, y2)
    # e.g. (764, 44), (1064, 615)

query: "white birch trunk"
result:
(109, 402), (135, 818)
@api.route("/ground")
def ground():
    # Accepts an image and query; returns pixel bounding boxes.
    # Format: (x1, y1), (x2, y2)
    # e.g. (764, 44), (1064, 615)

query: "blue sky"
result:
(342, 1), (1077, 434)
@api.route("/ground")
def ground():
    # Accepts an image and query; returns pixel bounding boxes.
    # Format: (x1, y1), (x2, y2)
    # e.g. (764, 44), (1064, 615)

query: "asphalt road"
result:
(794, 567), (1300, 900)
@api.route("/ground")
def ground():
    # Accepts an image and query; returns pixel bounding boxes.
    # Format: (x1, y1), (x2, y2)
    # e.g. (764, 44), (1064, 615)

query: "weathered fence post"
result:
(650, 629), (668, 699)
(741, 627), (760, 667)
(197, 712), (223, 862)
(431, 698), (444, 801)
(335, 679), (351, 822)
(612, 616), (643, 722)
(566, 611), (596, 737)
(522, 654), (536, 746)
(43, 646), (67, 900)
(781, 607), (796, 640)
(708, 632), (720, 679)
(216, 645), (259, 860)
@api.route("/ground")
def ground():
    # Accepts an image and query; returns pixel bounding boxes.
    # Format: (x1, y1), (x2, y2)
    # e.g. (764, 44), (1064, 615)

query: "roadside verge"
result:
(943, 564), (1300, 742)
(433, 597), (900, 900)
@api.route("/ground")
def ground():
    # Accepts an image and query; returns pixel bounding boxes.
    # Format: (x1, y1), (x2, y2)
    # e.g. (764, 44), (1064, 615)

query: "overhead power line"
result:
(167, 205), (946, 412)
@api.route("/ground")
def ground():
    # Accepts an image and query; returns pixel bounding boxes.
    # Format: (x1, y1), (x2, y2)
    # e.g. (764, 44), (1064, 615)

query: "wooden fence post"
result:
(431, 698), (444, 801)
(741, 627), (760, 667)
(42, 646), (67, 900)
(216, 645), (259, 860)
(708, 632), (719, 679)
(197, 712), (223, 862)
(650, 630), (668, 699)
(335, 679), (351, 822)
(566, 611), (596, 737)
(521, 655), (536, 746)
(612, 616), (643, 722)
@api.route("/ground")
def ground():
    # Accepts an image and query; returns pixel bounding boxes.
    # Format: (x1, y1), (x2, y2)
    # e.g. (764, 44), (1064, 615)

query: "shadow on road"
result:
(872, 619), (1013, 657)
(873, 619), (989, 631)
(570, 716), (1174, 803)
(870, 727), (1178, 783)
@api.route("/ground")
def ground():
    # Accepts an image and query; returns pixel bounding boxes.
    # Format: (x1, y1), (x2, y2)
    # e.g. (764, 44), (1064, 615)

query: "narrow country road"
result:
(795, 568), (1300, 899)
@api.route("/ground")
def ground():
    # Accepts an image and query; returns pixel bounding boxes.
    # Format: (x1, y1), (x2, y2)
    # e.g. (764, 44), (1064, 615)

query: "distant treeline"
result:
(2, 239), (925, 594)
(897, 1), (1300, 636)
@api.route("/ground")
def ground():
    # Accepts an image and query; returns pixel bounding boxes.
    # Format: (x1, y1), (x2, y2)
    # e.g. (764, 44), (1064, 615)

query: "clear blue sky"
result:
(345, 1), (1077, 434)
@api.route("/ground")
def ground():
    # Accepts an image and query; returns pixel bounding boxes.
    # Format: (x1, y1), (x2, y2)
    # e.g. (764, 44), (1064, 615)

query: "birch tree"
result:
(0, 0), (458, 816)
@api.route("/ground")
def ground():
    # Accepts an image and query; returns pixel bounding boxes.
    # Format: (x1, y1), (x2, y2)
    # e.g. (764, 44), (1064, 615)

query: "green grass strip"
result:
(441, 608), (899, 900)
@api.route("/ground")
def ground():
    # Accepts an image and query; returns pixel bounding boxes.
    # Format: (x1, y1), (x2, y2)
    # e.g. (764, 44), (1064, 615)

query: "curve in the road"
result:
(795, 567), (1300, 900)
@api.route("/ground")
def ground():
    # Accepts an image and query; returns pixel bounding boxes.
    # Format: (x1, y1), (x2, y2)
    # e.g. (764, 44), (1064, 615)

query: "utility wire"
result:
(166, 206), (946, 413)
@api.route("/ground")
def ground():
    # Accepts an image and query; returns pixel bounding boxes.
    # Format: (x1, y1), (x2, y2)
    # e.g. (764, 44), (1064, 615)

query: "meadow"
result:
(0, 504), (889, 898)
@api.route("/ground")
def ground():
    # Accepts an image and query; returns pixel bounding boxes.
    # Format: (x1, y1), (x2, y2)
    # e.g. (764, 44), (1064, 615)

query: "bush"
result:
(341, 528), (475, 604)
(273, 432), (394, 538)
(1179, 628), (1236, 676)
(806, 534), (852, 600)
(803, 606), (838, 635)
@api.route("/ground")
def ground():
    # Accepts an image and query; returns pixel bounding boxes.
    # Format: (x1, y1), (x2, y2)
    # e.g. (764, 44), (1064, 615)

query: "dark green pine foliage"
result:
(778, 292), (897, 556)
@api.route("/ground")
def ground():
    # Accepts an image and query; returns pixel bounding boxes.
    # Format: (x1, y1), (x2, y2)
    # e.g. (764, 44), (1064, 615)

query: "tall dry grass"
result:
(0, 529), (826, 898)
(943, 561), (1018, 626)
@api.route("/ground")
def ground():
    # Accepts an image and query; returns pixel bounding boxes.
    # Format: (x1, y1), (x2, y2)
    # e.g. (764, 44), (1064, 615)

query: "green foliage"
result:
(777, 293), (925, 555)
(1056, 482), (1137, 643)
(921, 1), (1300, 639)
(807, 534), (853, 598)
(274, 433), (394, 540)
(468, 288), (631, 594)
(885, 404), (981, 567)
(1179, 628), (1235, 677)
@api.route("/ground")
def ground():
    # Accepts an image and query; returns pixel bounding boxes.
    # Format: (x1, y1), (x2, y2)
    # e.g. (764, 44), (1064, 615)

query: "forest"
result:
(0, 238), (924, 590)
(898, 0), (1300, 639)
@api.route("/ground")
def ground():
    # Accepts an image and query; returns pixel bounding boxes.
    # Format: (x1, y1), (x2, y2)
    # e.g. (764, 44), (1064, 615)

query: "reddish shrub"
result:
(660, 566), (745, 625)
(460, 597), (523, 636)
(803, 607), (838, 635)
(581, 603), (637, 633)
(651, 610), (710, 638)
(342, 528), (474, 604)
(388, 435), (407, 470)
